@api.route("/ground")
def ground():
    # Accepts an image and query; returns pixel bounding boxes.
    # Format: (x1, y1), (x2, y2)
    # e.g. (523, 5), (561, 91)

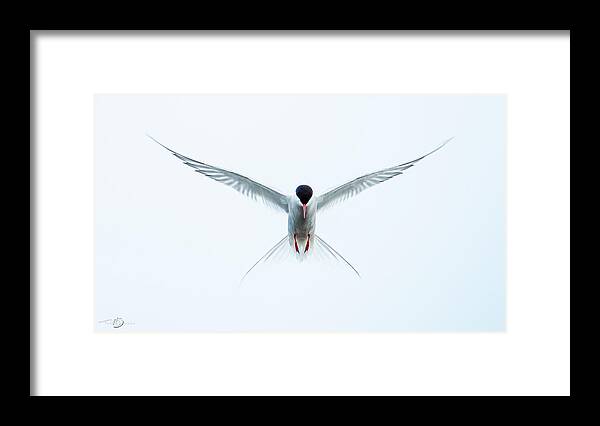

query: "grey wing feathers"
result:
(148, 134), (289, 213)
(316, 137), (453, 212)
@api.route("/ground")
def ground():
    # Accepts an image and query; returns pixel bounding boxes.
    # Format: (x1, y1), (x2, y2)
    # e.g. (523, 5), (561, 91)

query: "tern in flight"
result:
(148, 135), (453, 279)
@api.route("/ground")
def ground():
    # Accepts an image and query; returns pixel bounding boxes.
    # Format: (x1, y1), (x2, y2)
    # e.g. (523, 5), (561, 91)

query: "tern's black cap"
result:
(295, 185), (313, 205)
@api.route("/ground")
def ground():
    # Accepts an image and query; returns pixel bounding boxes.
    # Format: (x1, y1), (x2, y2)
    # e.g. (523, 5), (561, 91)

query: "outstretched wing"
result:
(316, 137), (453, 212)
(148, 134), (289, 213)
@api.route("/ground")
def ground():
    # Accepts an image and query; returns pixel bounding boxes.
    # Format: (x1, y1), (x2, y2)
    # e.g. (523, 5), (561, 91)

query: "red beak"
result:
(302, 204), (307, 219)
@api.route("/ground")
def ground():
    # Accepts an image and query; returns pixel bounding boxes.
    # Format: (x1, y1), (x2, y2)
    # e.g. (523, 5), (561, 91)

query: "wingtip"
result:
(146, 133), (175, 154)
(438, 136), (455, 150)
(146, 133), (161, 145)
(425, 136), (454, 158)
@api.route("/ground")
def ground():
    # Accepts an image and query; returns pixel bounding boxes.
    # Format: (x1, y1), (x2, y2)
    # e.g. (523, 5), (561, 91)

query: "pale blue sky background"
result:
(95, 95), (505, 331)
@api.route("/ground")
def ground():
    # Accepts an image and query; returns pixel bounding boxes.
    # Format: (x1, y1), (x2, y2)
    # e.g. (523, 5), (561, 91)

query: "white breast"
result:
(287, 197), (317, 252)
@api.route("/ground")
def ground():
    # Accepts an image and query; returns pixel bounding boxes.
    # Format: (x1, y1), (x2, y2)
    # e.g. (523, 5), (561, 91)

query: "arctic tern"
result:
(148, 134), (452, 279)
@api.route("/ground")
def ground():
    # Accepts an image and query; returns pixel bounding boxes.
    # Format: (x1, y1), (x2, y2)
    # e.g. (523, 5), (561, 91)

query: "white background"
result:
(34, 31), (570, 395)
(95, 94), (506, 332)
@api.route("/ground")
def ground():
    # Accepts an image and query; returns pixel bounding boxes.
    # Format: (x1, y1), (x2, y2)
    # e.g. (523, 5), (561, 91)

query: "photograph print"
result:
(95, 94), (505, 332)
